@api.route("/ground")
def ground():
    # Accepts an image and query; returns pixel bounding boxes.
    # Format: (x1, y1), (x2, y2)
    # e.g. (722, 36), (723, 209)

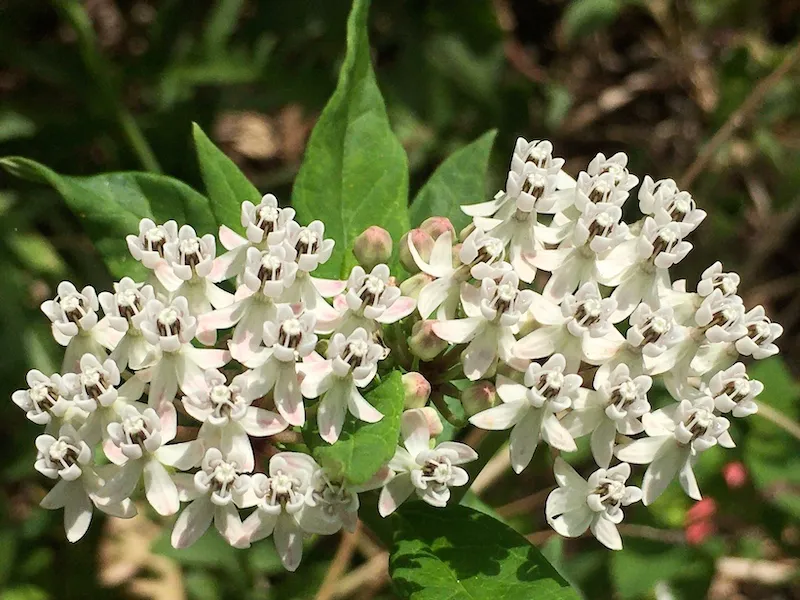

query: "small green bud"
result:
(399, 272), (433, 300)
(419, 217), (455, 240)
(353, 226), (393, 271)
(402, 372), (431, 409)
(461, 380), (497, 417)
(408, 319), (448, 361)
(399, 229), (434, 273)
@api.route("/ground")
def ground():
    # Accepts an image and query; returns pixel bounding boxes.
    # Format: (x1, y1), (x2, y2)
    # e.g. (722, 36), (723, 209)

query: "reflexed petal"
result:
(495, 376), (527, 403)
(432, 317), (482, 344)
(509, 409), (544, 473)
(678, 461), (701, 501)
(401, 409), (431, 458)
(641, 442), (688, 506)
(590, 419), (617, 469)
(615, 436), (668, 464)
(275, 514), (304, 572)
(171, 497), (215, 549)
(591, 516), (622, 550)
(545, 488), (585, 517)
(548, 506), (593, 538)
(241, 407), (288, 437)
(317, 383), (348, 444)
(469, 401), (527, 431)
(553, 456), (586, 490)
(436, 442), (478, 465)
(378, 473), (415, 517)
(418, 278), (455, 319)
(215, 503), (244, 545)
(64, 483), (93, 543)
(347, 386), (383, 423)
(144, 459), (180, 516)
(541, 414), (577, 452)
(513, 327), (557, 359)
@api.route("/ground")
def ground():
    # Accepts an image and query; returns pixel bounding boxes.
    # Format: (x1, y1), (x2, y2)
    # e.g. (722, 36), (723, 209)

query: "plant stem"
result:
(53, 0), (162, 173)
(755, 401), (800, 441)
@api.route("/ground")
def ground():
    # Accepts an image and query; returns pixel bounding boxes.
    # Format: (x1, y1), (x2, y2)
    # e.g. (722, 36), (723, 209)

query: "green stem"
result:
(53, 0), (162, 173)
(431, 392), (464, 428)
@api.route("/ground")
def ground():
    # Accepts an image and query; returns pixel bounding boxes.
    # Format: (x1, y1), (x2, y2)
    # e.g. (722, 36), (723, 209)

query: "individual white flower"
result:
(139, 297), (230, 422)
(300, 328), (384, 444)
(694, 289), (747, 343)
(98, 278), (156, 370)
(36, 424), (135, 542)
(282, 220), (345, 324)
(638, 176), (706, 230)
(514, 282), (620, 372)
(198, 244), (298, 364)
(546, 458), (642, 550)
(616, 393), (734, 505)
(326, 264), (416, 335)
(126, 218), (178, 270)
(171, 448), (250, 549)
(697, 262), (740, 298)
(161, 225), (233, 317)
(469, 354), (580, 472)
(244, 304), (317, 426)
(41, 281), (120, 373)
(211, 194), (297, 282)
(708, 363), (762, 418)
(184, 370), (288, 471)
(562, 365), (652, 468)
(101, 404), (202, 515)
(237, 452), (323, 571)
(735, 305), (782, 359)
(433, 272), (533, 380)
(13, 370), (78, 427)
(378, 409), (477, 516)
(573, 170), (632, 212)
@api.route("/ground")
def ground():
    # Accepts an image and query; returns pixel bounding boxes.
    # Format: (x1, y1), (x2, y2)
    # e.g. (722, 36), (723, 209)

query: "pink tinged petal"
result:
(378, 473), (415, 517)
(155, 441), (204, 470)
(64, 482), (93, 543)
(509, 409), (544, 473)
(103, 440), (128, 466)
(188, 347), (230, 370)
(436, 442), (478, 465)
(275, 364), (305, 426)
(541, 414), (577, 452)
(375, 297), (416, 324)
(158, 401), (178, 443)
(469, 401), (527, 431)
(215, 503), (244, 546)
(219, 225), (247, 251)
(240, 511), (277, 546)
(348, 387), (383, 424)
(144, 459), (180, 516)
(312, 277), (347, 297)
(206, 280), (234, 309)
(514, 327), (557, 360)
(432, 317), (482, 344)
(590, 419), (617, 469)
(641, 442), (689, 506)
(428, 232), (454, 273)
(171, 496), (216, 549)
(174, 473), (203, 502)
(317, 383), (348, 444)
(154, 262), (184, 292)
(679, 461), (701, 501)
(149, 360), (178, 408)
(417, 277), (454, 319)
(582, 331), (626, 365)
(275, 514), (304, 572)
(591, 515), (622, 550)
(401, 409), (431, 457)
(495, 376), (527, 403)
(241, 407), (288, 437)
(615, 436), (668, 464)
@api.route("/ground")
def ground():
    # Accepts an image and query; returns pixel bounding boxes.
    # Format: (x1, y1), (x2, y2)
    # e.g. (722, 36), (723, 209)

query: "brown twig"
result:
(680, 44), (800, 189)
(470, 442), (510, 496)
(496, 487), (553, 519)
(327, 553), (389, 600)
(316, 525), (362, 600)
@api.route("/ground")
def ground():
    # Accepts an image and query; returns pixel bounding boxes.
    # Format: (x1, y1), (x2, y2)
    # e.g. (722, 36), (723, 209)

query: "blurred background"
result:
(1, 0), (799, 598)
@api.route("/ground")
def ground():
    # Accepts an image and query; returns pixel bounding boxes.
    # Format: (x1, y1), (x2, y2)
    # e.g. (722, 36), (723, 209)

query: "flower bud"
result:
(419, 406), (443, 437)
(452, 243), (463, 267)
(461, 380), (497, 416)
(420, 217), (455, 240)
(459, 222), (476, 242)
(399, 272), (433, 300)
(402, 372), (431, 409)
(353, 226), (392, 271)
(722, 462), (747, 489)
(399, 229), (434, 273)
(408, 319), (448, 361)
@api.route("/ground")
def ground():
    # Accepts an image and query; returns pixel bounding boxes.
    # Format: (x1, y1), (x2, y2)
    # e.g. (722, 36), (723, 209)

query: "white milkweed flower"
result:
(171, 448), (250, 549)
(573, 170), (633, 212)
(282, 220), (345, 324)
(36, 424), (135, 542)
(708, 362), (762, 418)
(735, 305), (783, 359)
(126, 218), (178, 272)
(378, 409), (477, 516)
(184, 369), (288, 471)
(546, 458), (642, 551)
(198, 244), (298, 364)
(434, 271), (533, 380)
(469, 354), (580, 473)
(13, 370), (78, 427)
(98, 278), (156, 370)
(687, 290), (748, 378)
(41, 281), (120, 373)
(101, 404), (202, 516)
(244, 304), (317, 426)
(326, 264), (416, 335)
(237, 452), (324, 571)
(300, 328), (384, 444)
(139, 297), (230, 422)
(211, 194), (297, 282)
(616, 393), (734, 505)
(515, 282), (620, 372)
(638, 176), (706, 230)
(562, 364), (652, 468)
(697, 261), (740, 298)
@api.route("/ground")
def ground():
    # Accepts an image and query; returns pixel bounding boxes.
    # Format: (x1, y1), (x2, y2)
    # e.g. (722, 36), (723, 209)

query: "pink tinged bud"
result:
(461, 380), (497, 416)
(722, 462), (748, 489)
(459, 222), (476, 242)
(686, 498), (716, 523)
(402, 372), (431, 409)
(419, 406), (443, 437)
(399, 272), (433, 300)
(399, 229), (434, 273)
(685, 520), (715, 546)
(353, 226), (393, 271)
(419, 217), (455, 240)
(408, 319), (448, 361)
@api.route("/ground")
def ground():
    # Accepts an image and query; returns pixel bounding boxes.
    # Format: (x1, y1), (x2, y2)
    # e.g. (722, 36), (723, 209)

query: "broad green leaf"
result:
(386, 504), (580, 600)
(291, 0), (409, 279)
(192, 122), (261, 230)
(0, 157), (214, 278)
(304, 370), (404, 485)
(410, 130), (497, 231)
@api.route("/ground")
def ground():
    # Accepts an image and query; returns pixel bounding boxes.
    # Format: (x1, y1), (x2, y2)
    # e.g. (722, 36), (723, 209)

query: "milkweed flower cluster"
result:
(14, 138), (781, 566)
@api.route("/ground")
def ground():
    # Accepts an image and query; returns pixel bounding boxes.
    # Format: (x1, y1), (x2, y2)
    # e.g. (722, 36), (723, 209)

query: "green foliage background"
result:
(0, 0), (799, 598)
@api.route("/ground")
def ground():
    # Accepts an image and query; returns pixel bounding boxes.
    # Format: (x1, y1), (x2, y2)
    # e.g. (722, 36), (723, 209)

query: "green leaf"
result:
(192, 123), (261, 231)
(151, 528), (241, 574)
(386, 504), (580, 599)
(0, 156), (214, 278)
(291, 0), (409, 279)
(562, 0), (622, 42)
(304, 370), (404, 485)
(410, 130), (497, 231)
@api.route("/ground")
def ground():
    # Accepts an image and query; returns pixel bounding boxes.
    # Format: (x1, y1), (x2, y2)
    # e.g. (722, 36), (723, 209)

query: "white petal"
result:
(347, 386), (383, 423)
(553, 457), (587, 490)
(591, 515), (622, 550)
(436, 442), (478, 465)
(432, 317), (482, 344)
(171, 497), (215, 549)
(401, 409), (431, 458)
(541, 414), (577, 452)
(513, 327), (557, 359)
(378, 473), (415, 517)
(241, 407), (288, 437)
(642, 442), (688, 506)
(144, 459), (180, 516)
(678, 461), (701, 501)
(590, 419), (617, 469)
(545, 488), (585, 517)
(615, 436), (668, 464)
(495, 375), (528, 403)
(417, 277), (454, 319)
(64, 483), (93, 543)
(317, 383), (348, 444)
(215, 503), (244, 545)
(469, 401), (527, 431)
(275, 514), (304, 572)
(548, 506), (593, 538)
(509, 409), (544, 473)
